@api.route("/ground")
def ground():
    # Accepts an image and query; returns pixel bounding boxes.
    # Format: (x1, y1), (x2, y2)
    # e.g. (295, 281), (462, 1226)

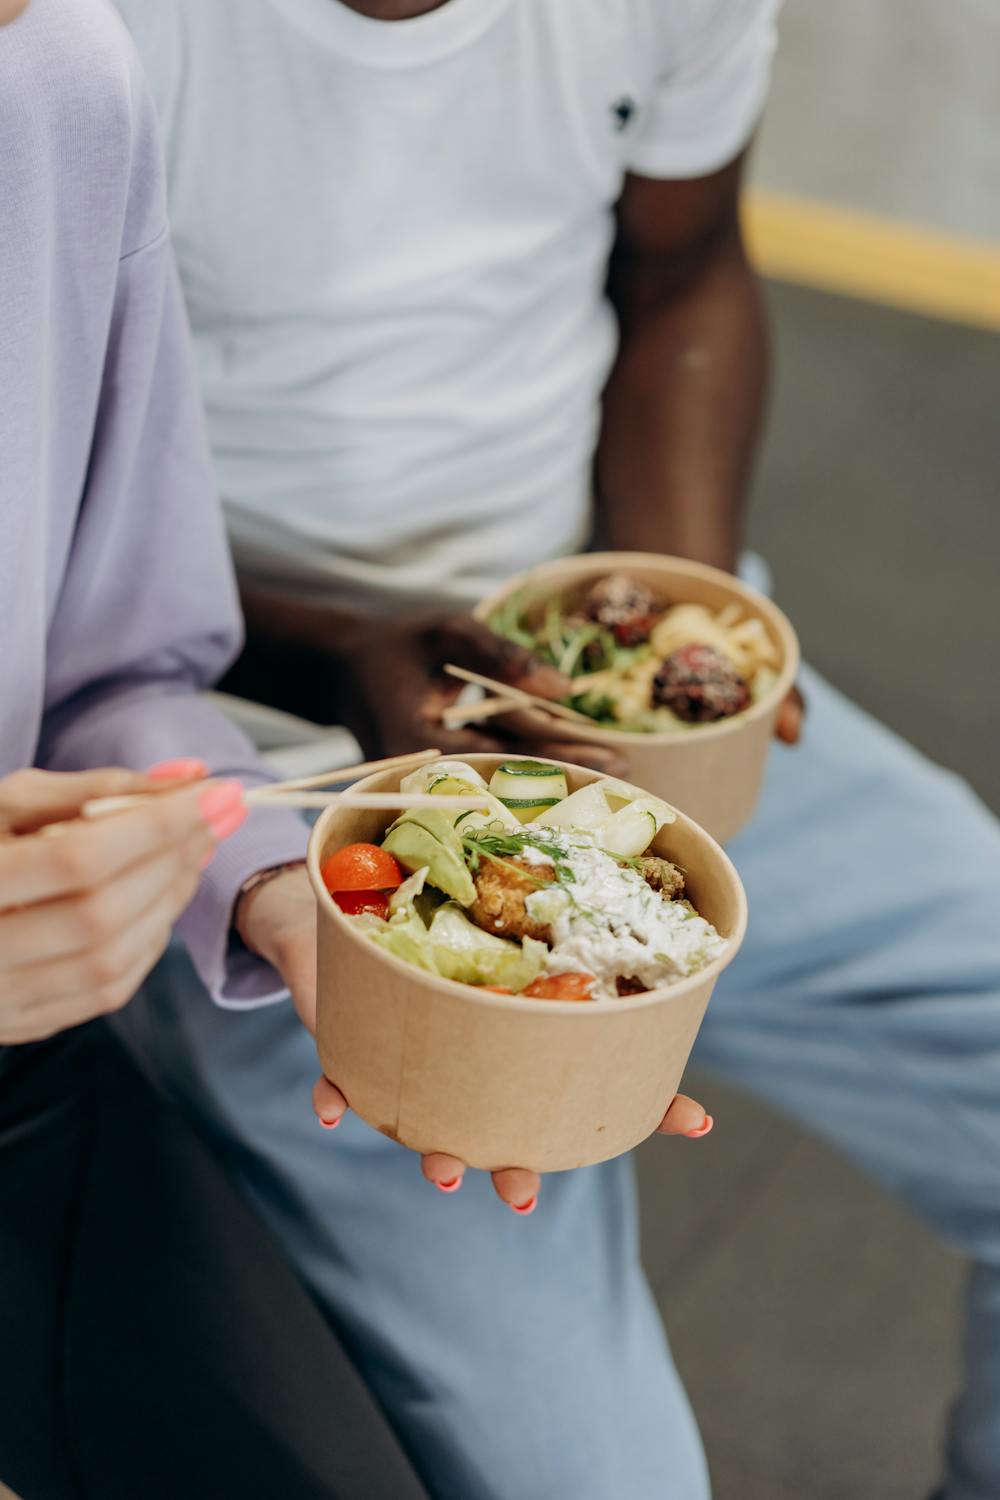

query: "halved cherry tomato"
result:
(332, 889), (392, 919)
(321, 843), (404, 894)
(481, 985), (513, 995)
(522, 972), (594, 1002)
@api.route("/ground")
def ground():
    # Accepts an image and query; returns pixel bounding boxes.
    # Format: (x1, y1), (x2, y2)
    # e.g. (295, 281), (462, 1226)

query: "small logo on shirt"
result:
(610, 96), (637, 132)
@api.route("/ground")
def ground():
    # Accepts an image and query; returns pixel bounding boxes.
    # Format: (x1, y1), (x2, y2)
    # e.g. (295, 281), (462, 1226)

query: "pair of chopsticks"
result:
(439, 664), (593, 729)
(82, 747), (492, 820)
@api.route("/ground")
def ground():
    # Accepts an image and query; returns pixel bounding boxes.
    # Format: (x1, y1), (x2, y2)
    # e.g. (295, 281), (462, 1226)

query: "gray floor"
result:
(755, 0), (1000, 242)
(639, 279), (998, 1500)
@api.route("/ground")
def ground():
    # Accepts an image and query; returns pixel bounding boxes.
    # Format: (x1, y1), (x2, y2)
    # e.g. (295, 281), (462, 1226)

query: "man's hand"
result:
(775, 684), (805, 745)
(349, 611), (628, 774)
(0, 763), (241, 1044)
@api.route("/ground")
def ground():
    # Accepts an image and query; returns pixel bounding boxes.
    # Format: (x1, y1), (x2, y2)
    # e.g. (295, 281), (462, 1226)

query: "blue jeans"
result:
(122, 664), (1000, 1500)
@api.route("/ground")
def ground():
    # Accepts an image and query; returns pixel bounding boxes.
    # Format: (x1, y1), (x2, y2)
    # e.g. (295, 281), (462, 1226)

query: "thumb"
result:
(0, 766), (168, 836)
(427, 614), (571, 701)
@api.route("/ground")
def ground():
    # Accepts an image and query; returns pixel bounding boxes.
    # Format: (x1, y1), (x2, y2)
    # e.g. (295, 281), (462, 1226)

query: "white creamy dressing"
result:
(522, 830), (726, 1002)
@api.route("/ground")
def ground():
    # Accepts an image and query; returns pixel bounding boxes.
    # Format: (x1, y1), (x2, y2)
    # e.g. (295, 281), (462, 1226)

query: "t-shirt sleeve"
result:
(626, 0), (781, 180)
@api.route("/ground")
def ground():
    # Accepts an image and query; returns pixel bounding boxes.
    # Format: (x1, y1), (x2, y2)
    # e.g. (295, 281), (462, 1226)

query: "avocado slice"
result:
(383, 814), (476, 907)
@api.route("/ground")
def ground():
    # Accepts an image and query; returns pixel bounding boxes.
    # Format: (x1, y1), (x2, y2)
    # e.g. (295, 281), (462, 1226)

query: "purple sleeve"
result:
(38, 237), (309, 1008)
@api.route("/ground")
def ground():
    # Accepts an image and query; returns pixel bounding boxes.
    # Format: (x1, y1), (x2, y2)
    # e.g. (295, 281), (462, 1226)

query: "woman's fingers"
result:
(0, 762), (206, 835)
(0, 867), (194, 1040)
(421, 1152), (467, 1193)
(491, 1167), (541, 1214)
(421, 1153), (541, 1212)
(657, 1094), (714, 1139)
(312, 1075), (349, 1130)
(0, 826), (212, 971)
(0, 778), (242, 911)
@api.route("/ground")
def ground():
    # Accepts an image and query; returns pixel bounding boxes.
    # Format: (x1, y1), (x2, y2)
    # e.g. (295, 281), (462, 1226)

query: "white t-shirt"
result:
(116, 0), (778, 613)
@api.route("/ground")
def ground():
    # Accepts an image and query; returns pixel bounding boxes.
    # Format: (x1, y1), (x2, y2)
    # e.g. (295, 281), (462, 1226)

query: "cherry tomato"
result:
(522, 972), (594, 1002)
(332, 889), (392, 919)
(321, 843), (404, 894)
(480, 985), (513, 995)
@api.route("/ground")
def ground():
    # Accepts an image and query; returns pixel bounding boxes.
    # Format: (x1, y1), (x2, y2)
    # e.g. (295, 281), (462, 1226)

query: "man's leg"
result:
(120, 965), (709, 1500)
(694, 664), (1000, 1500)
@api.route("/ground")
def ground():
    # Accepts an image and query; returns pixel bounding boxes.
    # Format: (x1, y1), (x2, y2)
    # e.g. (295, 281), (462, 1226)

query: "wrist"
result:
(234, 861), (307, 953)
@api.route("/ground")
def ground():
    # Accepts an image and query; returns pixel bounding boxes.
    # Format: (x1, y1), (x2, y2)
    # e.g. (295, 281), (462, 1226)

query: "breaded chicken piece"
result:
(636, 856), (686, 902)
(469, 858), (555, 944)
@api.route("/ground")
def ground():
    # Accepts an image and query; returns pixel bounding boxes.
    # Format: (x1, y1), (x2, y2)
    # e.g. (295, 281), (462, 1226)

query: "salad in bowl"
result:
(320, 758), (727, 1004)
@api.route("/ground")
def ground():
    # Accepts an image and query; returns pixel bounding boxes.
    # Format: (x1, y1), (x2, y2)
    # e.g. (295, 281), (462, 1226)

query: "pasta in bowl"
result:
(475, 553), (799, 842)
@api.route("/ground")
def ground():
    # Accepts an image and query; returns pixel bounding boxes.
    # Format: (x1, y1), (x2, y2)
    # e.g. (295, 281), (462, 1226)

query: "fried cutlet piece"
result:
(615, 975), (649, 997)
(468, 858), (555, 944)
(635, 855), (686, 902)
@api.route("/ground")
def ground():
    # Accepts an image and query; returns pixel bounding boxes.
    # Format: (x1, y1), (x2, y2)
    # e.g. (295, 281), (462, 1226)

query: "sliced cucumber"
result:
(400, 760), (487, 795)
(430, 776), (520, 833)
(527, 781), (612, 832)
(489, 761), (568, 825)
(601, 796), (676, 857)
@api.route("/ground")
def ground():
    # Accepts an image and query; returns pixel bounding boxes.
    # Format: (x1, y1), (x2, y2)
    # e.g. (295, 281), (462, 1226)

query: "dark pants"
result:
(0, 1024), (428, 1500)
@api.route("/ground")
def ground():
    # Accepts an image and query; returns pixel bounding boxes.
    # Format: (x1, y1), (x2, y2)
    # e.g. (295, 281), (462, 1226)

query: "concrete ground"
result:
(637, 276), (998, 1500)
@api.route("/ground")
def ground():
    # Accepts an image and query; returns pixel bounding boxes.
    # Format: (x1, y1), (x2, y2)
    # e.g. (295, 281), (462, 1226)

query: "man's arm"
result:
(596, 150), (768, 574)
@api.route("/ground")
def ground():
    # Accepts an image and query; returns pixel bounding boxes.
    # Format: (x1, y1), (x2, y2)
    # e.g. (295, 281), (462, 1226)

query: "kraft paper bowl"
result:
(474, 552), (799, 844)
(308, 755), (747, 1173)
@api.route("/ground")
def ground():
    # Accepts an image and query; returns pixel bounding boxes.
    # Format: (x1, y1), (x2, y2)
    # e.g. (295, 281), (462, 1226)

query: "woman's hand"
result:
(238, 861), (716, 1215)
(314, 1076), (713, 1214)
(0, 763), (243, 1044)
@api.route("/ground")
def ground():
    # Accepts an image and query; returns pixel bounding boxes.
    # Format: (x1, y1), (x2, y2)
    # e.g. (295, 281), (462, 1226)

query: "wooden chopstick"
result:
(442, 664), (593, 724)
(82, 787), (492, 820)
(253, 746), (443, 798)
(244, 790), (493, 812)
(440, 696), (521, 727)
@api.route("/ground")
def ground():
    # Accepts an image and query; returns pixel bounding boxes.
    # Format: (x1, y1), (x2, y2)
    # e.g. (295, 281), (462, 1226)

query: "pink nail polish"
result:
(208, 802), (248, 843)
(198, 780), (244, 826)
(685, 1115), (714, 1139)
(436, 1177), (462, 1193)
(511, 1196), (537, 1216)
(319, 1115), (341, 1130)
(147, 757), (208, 782)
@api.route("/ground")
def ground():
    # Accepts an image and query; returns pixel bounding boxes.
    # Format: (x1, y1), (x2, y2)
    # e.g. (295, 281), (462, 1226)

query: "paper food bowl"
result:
(308, 755), (747, 1173)
(474, 552), (800, 844)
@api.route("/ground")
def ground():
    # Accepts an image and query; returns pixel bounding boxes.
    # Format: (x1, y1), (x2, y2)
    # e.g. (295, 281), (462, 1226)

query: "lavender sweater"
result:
(0, 0), (309, 1005)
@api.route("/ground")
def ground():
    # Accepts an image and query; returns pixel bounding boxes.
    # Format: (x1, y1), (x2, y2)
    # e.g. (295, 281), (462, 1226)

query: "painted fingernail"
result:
(197, 781), (245, 837)
(208, 802), (248, 843)
(436, 1176), (462, 1193)
(685, 1115), (714, 1139)
(511, 1196), (537, 1216)
(319, 1115), (341, 1130)
(147, 757), (208, 781)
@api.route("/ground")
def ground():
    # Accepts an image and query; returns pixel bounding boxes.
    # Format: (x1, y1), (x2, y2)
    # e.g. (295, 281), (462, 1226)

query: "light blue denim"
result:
(122, 664), (1000, 1500)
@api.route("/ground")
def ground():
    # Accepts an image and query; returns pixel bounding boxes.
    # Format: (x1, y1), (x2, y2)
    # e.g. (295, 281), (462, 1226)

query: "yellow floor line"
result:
(744, 191), (1000, 332)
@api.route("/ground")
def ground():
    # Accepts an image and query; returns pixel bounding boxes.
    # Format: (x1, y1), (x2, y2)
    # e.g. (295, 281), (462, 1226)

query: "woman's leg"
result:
(0, 1024), (429, 1500)
(0, 1031), (94, 1499)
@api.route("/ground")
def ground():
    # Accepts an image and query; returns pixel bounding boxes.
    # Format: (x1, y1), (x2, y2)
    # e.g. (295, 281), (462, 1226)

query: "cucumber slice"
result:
(529, 781), (613, 832)
(601, 796), (676, 857)
(429, 776), (520, 832)
(400, 760), (487, 795)
(489, 761), (568, 825)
